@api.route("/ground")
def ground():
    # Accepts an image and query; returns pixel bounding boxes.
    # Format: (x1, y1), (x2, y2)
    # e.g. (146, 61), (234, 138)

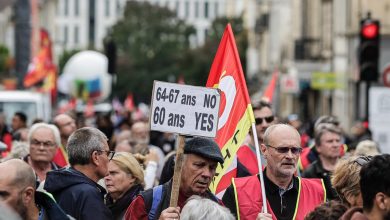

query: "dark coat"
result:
(44, 167), (112, 220)
(105, 184), (143, 220)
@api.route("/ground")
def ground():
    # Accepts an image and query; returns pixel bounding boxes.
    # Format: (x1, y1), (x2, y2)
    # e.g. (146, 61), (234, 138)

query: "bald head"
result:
(53, 114), (76, 142)
(0, 159), (36, 189)
(263, 124), (301, 146)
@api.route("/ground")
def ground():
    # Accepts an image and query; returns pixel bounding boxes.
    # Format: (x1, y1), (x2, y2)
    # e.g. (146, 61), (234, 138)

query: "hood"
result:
(44, 167), (97, 193)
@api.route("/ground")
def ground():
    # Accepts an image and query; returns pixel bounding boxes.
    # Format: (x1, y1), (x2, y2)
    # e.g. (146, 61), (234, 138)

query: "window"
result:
(185, 1), (190, 18)
(74, 26), (79, 44)
(204, 1), (209, 18)
(105, 0), (110, 17)
(64, 0), (69, 16)
(176, 1), (180, 17)
(64, 25), (68, 44)
(195, 1), (199, 18)
(75, 0), (79, 16)
(116, 0), (121, 15)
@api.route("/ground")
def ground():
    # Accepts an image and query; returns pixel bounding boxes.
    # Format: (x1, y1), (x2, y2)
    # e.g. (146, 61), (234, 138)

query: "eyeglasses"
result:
(255, 116), (274, 125)
(266, 145), (303, 155)
(31, 139), (56, 148)
(353, 156), (372, 166)
(97, 150), (115, 161)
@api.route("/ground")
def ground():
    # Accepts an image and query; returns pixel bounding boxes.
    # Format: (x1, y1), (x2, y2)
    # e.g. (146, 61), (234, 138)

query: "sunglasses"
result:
(255, 116), (274, 125)
(353, 156), (372, 166)
(266, 145), (303, 155)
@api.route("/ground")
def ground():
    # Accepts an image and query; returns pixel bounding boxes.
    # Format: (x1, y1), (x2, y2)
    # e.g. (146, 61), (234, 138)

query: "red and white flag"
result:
(206, 24), (255, 198)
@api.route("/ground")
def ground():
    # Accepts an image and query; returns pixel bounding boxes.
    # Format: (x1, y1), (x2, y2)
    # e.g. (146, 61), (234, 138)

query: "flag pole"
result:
(251, 122), (268, 213)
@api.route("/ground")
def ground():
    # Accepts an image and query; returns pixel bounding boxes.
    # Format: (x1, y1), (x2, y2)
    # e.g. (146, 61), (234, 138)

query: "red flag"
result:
(124, 93), (135, 112)
(262, 69), (278, 103)
(24, 29), (56, 88)
(53, 146), (69, 167)
(206, 24), (255, 197)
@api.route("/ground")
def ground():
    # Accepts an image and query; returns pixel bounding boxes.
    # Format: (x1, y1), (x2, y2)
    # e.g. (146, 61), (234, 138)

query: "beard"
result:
(15, 195), (28, 220)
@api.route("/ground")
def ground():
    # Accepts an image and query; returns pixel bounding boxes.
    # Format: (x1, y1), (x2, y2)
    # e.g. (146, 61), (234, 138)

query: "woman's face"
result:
(104, 161), (136, 200)
(346, 192), (363, 207)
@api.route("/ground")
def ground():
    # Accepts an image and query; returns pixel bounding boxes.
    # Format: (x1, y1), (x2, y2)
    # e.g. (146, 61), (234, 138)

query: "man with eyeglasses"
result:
(23, 123), (62, 188)
(236, 101), (276, 177)
(44, 127), (114, 220)
(223, 124), (326, 220)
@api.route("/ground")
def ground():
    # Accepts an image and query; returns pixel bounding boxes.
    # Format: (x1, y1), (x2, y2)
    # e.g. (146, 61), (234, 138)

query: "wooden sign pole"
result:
(169, 135), (186, 207)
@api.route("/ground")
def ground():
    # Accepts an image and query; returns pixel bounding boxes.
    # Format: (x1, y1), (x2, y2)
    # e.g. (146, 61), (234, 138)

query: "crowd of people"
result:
(0, 101), (389, 220)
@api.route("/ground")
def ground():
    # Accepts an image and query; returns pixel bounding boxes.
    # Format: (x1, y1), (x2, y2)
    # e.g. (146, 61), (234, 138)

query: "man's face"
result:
(131, 122), (149, 145)
(261, 126), (301, 178)
(11, 115), (24, 131)
(0, 172), (27, 218)
(104, 161), (135, 198)
(180, 154), (217, 196)
(254, 107), (275, 142)
(316, 131), (341, 159)
(56, 115), (76, 140)
(29, 127), (57, 163)
(96, 141), (111, 179)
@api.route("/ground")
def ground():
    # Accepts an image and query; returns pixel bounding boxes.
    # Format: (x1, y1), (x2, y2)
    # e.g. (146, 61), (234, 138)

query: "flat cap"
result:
(184, 137), (224, 164)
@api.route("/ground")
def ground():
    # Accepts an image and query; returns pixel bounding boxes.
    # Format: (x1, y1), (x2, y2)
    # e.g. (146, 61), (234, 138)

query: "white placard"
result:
(150, 81), (220, 137)
(369, 87), (390, 154)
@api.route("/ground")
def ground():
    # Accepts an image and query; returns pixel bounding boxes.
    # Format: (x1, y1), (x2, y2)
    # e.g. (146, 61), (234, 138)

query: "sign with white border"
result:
(150, 81), (220, 137)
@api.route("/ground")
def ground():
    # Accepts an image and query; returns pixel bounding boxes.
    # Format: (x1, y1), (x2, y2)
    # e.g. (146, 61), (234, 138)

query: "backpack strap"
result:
(148, 185), (163, 220)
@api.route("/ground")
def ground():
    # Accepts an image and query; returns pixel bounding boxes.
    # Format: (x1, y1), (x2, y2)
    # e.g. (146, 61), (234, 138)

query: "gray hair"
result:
(67, 127), (108, 166)
(27, 123), (61, 147)
(180, 195), (234, 220)
(263, 123), (300, 146)
(314, 123), (342, 147)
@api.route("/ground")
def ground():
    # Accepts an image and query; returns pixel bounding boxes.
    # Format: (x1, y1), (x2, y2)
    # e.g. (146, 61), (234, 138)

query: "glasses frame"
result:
(31, 139), (56, 148)
(255, 116), (275, 125)
(97, 150), (115, 161)
(266, 145), (303, 155)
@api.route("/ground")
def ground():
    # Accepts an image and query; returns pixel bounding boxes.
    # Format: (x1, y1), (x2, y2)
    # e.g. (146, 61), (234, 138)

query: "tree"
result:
(180, 17), (247, 86)
(111, 1), (195, 102)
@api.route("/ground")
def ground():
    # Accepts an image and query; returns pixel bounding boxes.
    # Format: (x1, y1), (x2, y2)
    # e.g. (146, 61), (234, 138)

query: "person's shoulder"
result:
(302, 161), (318, 177)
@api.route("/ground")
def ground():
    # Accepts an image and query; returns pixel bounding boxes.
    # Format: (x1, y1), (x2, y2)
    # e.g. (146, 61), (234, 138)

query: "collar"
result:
(262, 169), (299, 195)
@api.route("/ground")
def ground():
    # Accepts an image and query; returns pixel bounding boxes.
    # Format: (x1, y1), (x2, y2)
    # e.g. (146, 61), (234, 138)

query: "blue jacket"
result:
(44, 167), (112, 220)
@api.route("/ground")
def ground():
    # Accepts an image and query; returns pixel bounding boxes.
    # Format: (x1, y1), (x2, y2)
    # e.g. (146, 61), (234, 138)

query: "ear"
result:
(376, 192), (388, 210)
(260, 144), (267, 156)
(22, 187), (35, 205)
(91, 151), (100, 166)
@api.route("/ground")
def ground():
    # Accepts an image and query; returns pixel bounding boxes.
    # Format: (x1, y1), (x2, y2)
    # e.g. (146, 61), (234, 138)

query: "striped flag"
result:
(206, 24), (255, 198)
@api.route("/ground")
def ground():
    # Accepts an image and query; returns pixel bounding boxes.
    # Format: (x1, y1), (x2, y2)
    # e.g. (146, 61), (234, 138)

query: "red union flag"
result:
(206, 24), (255, 197)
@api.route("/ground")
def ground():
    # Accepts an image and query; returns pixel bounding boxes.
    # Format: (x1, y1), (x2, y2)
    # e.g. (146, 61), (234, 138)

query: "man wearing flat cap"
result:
(125, 137), (224, 220)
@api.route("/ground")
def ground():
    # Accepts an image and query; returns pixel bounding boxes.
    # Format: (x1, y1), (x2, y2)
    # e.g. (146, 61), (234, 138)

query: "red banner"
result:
(206, 24), (254, 197)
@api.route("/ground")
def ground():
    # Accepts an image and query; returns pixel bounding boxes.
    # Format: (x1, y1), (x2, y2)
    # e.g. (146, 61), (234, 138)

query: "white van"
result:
(0, 91), (51, 126)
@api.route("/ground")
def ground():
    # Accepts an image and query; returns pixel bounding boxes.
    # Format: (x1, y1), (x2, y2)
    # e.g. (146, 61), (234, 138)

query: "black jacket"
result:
(44, 167), (112, 220)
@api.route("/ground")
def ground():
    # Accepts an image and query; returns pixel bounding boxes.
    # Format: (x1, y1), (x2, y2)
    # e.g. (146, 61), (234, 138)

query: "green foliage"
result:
(112, 1), (195, 102)
(110, 1), (247, 103)
(58, 49), (81, 74)
(181, 17), (247, 86)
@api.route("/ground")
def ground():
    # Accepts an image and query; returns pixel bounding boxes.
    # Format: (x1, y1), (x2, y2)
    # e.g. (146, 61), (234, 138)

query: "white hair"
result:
(180, 195), (234, 220)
